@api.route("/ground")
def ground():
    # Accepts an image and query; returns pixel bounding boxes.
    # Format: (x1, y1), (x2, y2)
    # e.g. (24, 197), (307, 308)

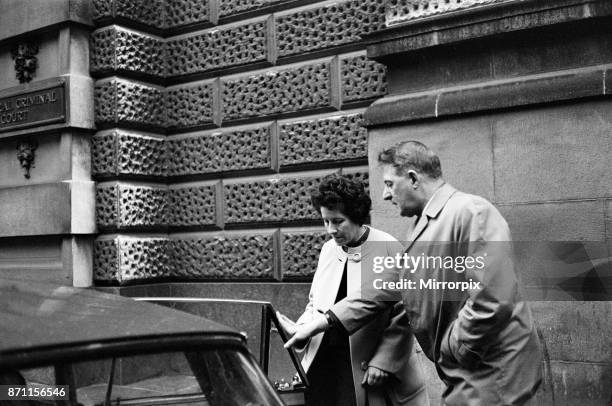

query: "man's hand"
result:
(283, 311), (328, 349)
(361, 366), (390, 387)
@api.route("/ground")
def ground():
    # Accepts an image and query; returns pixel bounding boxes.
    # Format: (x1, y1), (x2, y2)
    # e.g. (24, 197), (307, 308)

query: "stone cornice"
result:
(367, 0), (612, 60)
(0, 0), (93, 43)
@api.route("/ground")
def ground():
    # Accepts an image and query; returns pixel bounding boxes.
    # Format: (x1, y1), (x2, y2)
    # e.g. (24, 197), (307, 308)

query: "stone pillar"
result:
(365, 1), (612, 404)
(0, 0), (95, 286)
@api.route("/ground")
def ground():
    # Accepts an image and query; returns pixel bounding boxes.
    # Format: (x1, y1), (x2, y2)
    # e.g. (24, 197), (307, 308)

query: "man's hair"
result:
(378, 141), (442, 179)
(310, 175), (371, 225)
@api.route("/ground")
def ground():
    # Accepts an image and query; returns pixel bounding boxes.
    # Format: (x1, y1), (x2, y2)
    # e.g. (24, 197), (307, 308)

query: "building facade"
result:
(0, 0), (610, 404)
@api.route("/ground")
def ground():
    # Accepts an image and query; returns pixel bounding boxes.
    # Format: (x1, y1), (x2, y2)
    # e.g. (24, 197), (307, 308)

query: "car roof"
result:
(0, 278), (241, 356)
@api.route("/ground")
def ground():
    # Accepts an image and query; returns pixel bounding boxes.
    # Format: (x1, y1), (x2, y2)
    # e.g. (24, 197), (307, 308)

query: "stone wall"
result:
(366, 1), (612, 404)
(0, 0), (95, 286)
(89, 0), (387, 285)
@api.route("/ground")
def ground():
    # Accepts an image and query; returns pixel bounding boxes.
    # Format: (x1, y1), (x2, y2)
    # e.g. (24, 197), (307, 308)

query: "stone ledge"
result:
(0, 181), (95, 237)
(366, 0), (612, 60)
(365, 65), (610, 126)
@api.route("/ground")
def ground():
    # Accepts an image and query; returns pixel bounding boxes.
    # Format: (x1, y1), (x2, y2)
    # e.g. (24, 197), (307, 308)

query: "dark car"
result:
(0, 278), (286, 406)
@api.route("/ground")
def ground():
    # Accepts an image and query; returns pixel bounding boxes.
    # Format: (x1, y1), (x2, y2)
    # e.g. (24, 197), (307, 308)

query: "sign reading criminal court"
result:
(0, 84), (65, 132)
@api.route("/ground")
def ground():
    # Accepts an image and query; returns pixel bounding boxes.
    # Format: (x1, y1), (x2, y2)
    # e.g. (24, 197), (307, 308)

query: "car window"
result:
(10, 349), (282, 406)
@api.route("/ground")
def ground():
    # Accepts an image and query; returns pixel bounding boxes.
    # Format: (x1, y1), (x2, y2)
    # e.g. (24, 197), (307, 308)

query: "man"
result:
(283, 141), (542, 406)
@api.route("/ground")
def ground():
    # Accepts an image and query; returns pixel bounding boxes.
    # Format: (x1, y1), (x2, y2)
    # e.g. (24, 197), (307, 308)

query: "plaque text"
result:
(0, 85), (65, 132)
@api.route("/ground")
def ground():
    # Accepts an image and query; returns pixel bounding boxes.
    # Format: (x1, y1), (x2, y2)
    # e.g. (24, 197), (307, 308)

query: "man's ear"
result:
(406, 170), (419, 188)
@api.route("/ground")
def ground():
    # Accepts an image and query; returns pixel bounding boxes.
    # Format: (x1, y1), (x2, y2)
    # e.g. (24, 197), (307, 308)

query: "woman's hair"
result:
(310, 175), (371, 225)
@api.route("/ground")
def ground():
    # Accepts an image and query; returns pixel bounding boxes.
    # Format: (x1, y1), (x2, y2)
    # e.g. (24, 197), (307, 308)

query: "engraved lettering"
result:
(0, 100), (12, 112)
(0, 85), (65, 132)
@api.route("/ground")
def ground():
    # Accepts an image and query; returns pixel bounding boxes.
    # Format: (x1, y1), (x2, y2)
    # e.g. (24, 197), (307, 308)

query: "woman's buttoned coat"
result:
(297, 227), (428, 406)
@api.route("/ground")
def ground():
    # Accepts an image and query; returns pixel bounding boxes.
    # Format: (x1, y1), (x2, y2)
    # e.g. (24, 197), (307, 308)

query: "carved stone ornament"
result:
(16, 140), (38, 179)
(11, 42), (39, 83)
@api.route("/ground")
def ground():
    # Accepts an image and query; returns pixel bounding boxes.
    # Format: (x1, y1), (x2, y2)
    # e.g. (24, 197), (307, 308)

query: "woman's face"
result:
(320, 206), (362, 246)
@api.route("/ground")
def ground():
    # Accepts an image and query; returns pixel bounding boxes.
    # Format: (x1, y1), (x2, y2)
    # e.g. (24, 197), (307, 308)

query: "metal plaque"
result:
(0, 84), (66, 132)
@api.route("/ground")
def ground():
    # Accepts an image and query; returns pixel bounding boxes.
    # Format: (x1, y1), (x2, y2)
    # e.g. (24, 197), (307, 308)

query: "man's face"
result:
(382, 165), (423, 218)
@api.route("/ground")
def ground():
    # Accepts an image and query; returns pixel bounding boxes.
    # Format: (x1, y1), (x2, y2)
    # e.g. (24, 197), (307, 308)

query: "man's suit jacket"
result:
(297, 227), (428, 406)
(333, 184), (542, 406)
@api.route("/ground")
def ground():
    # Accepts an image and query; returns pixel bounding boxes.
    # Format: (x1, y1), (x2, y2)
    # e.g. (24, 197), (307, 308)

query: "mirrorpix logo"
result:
(370, 253), (486, 292)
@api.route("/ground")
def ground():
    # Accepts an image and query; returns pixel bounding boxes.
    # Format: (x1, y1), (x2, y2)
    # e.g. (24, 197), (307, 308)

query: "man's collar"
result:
(422, 182), (456, 219)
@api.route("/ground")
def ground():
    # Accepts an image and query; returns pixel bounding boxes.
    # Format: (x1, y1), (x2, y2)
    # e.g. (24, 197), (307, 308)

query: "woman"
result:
(279, 175), (428, 406)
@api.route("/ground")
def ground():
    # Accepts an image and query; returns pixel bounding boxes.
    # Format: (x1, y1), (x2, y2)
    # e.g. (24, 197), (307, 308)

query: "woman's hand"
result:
(283, 312), (328, 349)
(276, 312), (297, 336)
(361, 366), (390, 387)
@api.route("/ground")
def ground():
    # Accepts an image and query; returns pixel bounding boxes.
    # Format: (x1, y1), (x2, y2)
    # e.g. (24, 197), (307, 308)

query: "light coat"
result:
(298, 227), (428, 406)
(333, 184), (542, 406)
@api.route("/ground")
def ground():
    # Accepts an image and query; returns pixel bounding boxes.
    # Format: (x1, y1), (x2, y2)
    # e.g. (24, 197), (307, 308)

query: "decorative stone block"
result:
(170, 232), (277, 279)
(92, 0), (165, 28)
(93, 81), (117, 124)
(94, 237), (171, 283)
(165, 82), (215, 129)
(92, 0), (213, 30)
(93, 239), (119, 281)
(91, 27), (165, 77)
(114, 80), (165, 126)
(94, 79), (165, 128)
(116, 133), (166, 177)
(167, 184), (218, 227)
(223, 173), (332, 224)
(386, 0), (501, 26)
(90, 28), (116, 74)
(279, 112), (367, 167)
(92, 0), (114, 20)
(341, 167), (370, 193)
(165, 20), (267, 77)
(276, 0), (385, 58)
(218, 0), (288, 18)
(165, 0), (211, 30)
(91, 131), (118, 177)
(341, 54), (387, 104)
(117, 184), (168, 228)
(166, 125), (273, 177)
(92, 130), (167, 178)
(95, 185), (118, 228)
(96, 183), (168, 230)
(166, 134), (222, 175)
(221, 62), (331, 122)
(281, 229), (329, 279)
